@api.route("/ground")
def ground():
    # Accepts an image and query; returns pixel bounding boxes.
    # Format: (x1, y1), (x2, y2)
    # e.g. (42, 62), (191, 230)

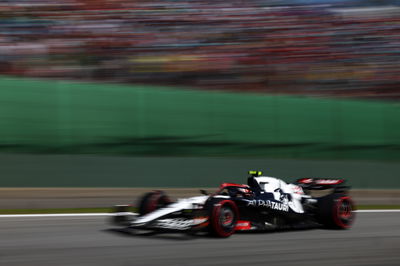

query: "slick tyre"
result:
(137, 191), (172, 216)
(207, 199), (239, 238)
(317, 193), (355, 229)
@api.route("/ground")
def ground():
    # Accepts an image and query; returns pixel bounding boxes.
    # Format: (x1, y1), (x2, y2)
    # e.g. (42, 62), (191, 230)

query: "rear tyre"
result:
(137, 191), (172, 216)
(207, 199), (239, 238)
(317, 193), (355, 229)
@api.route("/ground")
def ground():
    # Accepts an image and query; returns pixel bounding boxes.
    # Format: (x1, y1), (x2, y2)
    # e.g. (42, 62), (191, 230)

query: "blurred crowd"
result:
(0, 0), (399, 99)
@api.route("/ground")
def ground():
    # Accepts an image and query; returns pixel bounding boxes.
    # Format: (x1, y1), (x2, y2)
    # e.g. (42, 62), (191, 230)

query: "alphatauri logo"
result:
(247, 200), (289, 212)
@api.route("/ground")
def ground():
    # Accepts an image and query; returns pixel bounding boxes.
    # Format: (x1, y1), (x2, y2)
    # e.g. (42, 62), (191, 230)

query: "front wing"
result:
(110, 205), (279, 232)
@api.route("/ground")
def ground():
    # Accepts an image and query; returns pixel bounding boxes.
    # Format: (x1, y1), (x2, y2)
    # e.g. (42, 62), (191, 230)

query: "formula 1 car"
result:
(111, 171), (355, 237)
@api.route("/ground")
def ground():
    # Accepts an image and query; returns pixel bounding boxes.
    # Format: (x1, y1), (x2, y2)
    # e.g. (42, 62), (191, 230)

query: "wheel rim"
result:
(339, 200), (352, 219)
(219, 206), (235, 229)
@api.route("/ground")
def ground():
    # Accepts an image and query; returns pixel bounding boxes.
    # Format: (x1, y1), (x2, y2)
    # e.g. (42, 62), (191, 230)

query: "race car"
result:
(110, 171), (355, 237)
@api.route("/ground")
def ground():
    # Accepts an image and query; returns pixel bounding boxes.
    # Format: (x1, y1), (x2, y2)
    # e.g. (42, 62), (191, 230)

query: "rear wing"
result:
(295, 178), (350, 192)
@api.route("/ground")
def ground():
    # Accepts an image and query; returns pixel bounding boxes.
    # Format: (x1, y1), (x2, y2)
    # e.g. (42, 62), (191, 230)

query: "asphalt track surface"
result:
(0, 213), (399, 266)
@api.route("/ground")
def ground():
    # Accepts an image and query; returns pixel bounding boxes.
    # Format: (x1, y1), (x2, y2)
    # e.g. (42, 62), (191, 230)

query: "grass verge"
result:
(0, 205), (399, 214)
(0, 207), (112, 215)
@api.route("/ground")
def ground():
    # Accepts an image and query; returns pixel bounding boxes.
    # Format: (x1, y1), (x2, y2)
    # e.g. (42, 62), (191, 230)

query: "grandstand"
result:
(0, 0), (399, 99)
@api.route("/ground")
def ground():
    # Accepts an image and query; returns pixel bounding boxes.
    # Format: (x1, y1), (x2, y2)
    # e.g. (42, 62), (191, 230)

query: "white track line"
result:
(0, 210), (399, 218)
(355, 210), (400, 213)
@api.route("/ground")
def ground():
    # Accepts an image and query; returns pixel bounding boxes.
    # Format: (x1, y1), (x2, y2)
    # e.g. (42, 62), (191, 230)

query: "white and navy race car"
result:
(111, 171), (355, 237)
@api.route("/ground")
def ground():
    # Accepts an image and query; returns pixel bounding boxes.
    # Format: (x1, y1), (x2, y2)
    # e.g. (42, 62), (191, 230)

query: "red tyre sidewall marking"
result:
(212, 200), (239, 237)
(333, 196), (355, 229)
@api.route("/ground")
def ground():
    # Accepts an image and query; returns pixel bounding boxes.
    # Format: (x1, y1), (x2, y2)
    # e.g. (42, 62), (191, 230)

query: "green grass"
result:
(0, 207), (112, 215)
(0, 205), (398, 214)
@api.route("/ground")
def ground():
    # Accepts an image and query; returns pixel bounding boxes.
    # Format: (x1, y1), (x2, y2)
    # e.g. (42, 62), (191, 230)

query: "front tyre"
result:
(137, 191), (172, 216)
(318, 193), (355, 229)
(208, 199), (239, 238)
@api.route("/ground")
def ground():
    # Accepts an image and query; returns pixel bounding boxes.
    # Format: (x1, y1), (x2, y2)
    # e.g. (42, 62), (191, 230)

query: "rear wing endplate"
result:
(295, 178), (350, 192)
